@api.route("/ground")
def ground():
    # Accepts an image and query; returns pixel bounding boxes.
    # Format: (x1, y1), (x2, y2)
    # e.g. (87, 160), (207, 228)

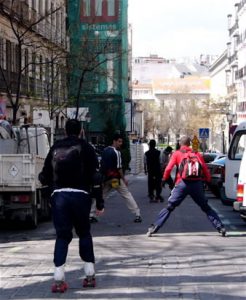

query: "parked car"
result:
(207, 157), (226, 198)
(201, 152), (225, 163)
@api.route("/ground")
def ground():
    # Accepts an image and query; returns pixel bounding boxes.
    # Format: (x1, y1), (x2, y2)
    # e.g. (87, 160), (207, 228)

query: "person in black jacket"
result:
(39, 119), (104, 292)
(144, 139), (163, 202)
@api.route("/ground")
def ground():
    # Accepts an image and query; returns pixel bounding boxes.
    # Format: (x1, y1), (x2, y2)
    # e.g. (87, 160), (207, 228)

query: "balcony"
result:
(229, 21), (238, 36)
(228, 53), (238, 65)
(237, 0), (246, 13)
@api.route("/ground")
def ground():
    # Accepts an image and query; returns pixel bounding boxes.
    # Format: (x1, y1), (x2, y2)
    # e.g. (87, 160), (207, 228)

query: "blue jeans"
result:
(51, 191), (94, 267)
(154, 180), (223, 231)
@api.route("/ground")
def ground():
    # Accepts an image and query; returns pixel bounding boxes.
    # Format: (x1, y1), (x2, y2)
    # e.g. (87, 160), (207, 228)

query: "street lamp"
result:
(221, 121), (226, 154)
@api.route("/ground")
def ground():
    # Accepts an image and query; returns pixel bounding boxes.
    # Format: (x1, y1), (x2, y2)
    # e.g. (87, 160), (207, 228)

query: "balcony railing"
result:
(229, 21), (238, 36)
(228, 53), (238, 64)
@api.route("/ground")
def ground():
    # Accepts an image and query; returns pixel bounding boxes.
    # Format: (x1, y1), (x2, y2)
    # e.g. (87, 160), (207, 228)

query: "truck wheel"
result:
(26, 207), (38, 229)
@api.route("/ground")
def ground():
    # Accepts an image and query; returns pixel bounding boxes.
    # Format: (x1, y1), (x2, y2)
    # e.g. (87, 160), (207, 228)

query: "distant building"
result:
(131, 55), (210, 142)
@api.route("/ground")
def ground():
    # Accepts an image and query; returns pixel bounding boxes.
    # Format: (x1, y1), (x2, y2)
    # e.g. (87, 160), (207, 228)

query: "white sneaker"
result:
(54, 264), (65, 281)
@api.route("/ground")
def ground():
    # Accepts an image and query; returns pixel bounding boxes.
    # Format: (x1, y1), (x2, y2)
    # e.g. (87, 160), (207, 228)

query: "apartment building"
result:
(226, 0), (246, 124)
(132, 55), (210, 142)
(67, 0), (129, 143)
(0, 0), (68, 127)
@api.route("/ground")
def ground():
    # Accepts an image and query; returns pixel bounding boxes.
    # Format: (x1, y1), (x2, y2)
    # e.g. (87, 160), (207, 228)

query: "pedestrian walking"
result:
(144, 139), (163, 202)
(101, 133), (142, 223)
(147, 136), (226, 237)
(161, 146), (174, 190)
(39, 119), (104, 292)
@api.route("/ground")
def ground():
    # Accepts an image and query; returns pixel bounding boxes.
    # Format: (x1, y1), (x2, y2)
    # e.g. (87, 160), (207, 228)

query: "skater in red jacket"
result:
(147, 136), (226, 237)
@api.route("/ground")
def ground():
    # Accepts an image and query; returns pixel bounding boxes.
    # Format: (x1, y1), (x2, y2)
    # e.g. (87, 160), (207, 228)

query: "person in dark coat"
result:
(161, 146), (174, 190)
(144, 139), (163, 202)
(39, 119), (104, 291)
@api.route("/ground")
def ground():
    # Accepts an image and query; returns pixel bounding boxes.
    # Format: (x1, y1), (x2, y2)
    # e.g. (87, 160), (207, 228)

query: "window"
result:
(32, 52), (36, 78)
(95, 0), (103, 16)
(15, 44), (20, 73)
(107, 0), (115, 16)
(229, 131), (246, 160)
(32, 0), (36, 10)
(39, 55), (43, 80)
(6, 40), (11, 73)
(24, 48), (28, 76)
(80, 0), (118, 22)
(82, 0), (91, 16)
(0, 38), (4, 69)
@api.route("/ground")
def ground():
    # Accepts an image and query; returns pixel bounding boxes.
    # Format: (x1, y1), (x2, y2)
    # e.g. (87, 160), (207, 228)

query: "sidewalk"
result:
(1, 174), (246, 299)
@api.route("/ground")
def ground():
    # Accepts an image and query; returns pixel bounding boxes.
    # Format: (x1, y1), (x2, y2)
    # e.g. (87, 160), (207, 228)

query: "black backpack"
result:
(52, 144), (82, 183)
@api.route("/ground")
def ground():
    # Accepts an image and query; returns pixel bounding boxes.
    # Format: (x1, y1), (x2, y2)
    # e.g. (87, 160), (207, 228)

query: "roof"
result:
(132, 62), (209, 84)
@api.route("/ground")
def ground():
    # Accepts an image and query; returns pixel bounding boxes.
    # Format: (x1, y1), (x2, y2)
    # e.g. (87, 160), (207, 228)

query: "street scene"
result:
(1, 173), (246, 300)
(1, 1), (246, 300)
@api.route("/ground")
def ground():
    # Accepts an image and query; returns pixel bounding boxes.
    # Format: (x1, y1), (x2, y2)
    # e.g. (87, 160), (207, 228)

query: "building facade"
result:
(0, 0), (68, 129)
(226, 0), (246, 124)
(67, 0), (129, 143)
(132, 55), (210, 143)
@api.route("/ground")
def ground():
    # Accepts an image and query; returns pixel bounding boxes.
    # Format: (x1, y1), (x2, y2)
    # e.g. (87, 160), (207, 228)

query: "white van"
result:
(224, 122), (246, 205)
(234, 146), (246, 221)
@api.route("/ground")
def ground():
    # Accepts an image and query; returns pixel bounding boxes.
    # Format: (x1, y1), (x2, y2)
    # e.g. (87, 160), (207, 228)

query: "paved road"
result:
(1, 174), (246, 299)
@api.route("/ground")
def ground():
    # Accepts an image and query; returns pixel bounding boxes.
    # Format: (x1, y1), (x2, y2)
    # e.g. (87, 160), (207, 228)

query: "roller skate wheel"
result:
(83, 276), (96, 288)
(51, 281), (68, 293)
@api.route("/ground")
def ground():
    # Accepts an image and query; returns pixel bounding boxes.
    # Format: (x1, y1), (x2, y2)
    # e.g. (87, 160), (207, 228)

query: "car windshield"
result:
(202, 153), (223, 163)
(211, 157), (226, 165)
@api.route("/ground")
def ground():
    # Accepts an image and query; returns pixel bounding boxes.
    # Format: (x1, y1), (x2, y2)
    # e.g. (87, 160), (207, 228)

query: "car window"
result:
(229, 131), (246, 160)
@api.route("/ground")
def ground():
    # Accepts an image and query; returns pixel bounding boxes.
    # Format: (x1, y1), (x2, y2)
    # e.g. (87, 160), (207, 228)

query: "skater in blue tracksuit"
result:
(39, 119), (104, 291)
(147, 136), (226, 237)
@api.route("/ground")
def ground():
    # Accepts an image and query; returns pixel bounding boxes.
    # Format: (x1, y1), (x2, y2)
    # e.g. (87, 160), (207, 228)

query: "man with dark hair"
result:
(101, 133), (142, 223)
(147, 135), (226, 237)
(144, 139), (163, 202)
(39, 119), (104, 292)
(161, 145), (174, 190)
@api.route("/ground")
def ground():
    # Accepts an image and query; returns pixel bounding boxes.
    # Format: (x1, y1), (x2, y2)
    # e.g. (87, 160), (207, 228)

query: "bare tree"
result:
(68, 25), (128, 120)
(0, 0), (62, 124)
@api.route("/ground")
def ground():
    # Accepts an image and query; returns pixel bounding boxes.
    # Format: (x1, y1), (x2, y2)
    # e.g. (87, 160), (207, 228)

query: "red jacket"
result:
(163, 146), (211, 184)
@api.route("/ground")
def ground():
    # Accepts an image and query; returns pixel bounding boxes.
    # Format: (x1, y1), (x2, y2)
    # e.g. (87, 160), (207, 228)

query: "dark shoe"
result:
(89, 217), (98, 223)
(134, 215), (142, 223)
(156, 195), (164, 202)
(146, 224), (159, 237)
(149, 195), (157, 203)
(218, 226), (226, 237)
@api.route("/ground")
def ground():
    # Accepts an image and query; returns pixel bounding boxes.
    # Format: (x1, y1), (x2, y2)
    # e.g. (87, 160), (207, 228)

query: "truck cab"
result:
(224, 122), (246, 205)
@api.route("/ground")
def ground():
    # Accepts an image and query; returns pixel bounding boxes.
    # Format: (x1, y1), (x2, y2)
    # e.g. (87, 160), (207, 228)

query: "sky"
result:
(128, 0), (236, 59)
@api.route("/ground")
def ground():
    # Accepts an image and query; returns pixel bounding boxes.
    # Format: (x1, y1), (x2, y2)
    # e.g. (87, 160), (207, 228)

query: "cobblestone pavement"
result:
(1, 174), (246, 300)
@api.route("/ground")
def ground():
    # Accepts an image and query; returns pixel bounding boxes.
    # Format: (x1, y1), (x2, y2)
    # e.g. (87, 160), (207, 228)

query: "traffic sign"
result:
(199, 128), (209, 139)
